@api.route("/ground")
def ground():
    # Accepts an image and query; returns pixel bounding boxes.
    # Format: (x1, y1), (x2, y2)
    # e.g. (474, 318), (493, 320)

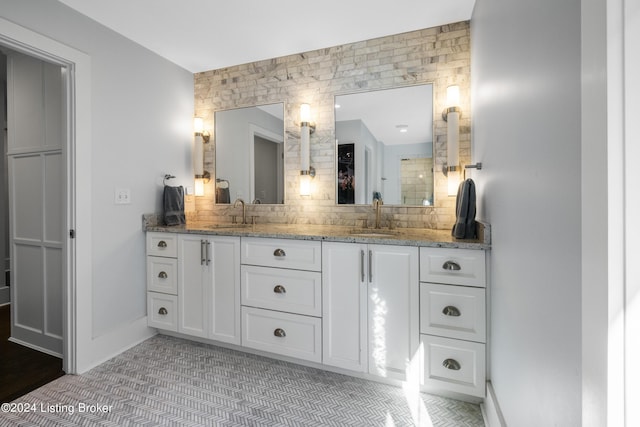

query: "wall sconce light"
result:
(442, 85), (461, 196)
(299, 103), (316, 196)
(193, 117), (211, 196)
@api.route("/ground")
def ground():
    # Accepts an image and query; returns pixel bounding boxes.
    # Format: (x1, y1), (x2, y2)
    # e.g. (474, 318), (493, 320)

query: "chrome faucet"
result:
(372, 198), (383, 229)
(233, 198), (247, 224)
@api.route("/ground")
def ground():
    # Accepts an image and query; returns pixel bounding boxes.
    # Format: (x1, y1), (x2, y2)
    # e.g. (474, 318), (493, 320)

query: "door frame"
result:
(0, 17), (92, 374)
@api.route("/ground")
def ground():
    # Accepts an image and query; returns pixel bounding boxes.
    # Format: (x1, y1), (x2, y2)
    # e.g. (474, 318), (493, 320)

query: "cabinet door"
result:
(368, 245), (419, 381)
(209, 236), (241, 344)
(322, 242), (368, 372)
(178, 235), (209, 338)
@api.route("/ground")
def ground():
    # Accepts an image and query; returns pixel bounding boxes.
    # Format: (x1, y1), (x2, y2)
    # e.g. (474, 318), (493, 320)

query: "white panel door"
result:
(209, 236), (241, 344)
(368, 245), (419, 381)
(9, 152), (63, 356)
(322, 241), (368, 372)
(177, 235), (209, 338)
(7, 51), (64, 357)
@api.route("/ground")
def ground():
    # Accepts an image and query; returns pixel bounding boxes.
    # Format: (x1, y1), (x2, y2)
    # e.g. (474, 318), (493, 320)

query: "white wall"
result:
(471, 0), (583, 425)
(0, 0), (194, 363)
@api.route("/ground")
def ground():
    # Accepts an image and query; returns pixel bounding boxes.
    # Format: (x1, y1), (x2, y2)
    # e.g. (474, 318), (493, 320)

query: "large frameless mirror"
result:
(214, 103), (285, 204)
(335, 84), (434, 206)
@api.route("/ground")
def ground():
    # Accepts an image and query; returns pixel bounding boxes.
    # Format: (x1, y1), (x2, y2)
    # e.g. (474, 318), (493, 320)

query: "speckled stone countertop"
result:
(144, 218), (490, 250)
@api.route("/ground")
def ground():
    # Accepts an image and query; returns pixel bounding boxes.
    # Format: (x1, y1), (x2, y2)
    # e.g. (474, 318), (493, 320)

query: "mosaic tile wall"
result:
(192, 21), (471, 230)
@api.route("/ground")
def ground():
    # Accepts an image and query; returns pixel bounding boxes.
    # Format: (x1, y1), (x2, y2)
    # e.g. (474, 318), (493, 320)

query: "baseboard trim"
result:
(481, 381), (507, 427)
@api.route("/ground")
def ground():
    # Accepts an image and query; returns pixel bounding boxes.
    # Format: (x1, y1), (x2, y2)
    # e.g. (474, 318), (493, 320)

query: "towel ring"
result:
(163, 174), (176, 186)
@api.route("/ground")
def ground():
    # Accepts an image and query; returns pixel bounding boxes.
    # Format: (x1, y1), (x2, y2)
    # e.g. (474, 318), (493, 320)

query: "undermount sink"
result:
(349, 229), (398, 238)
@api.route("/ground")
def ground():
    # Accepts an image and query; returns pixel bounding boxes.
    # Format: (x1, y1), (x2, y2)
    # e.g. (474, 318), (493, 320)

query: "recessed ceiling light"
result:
(396, 124), (408, 133)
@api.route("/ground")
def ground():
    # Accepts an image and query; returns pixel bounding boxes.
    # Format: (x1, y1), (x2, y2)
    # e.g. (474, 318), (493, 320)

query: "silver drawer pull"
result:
(158, 307), (168, 315)
(273, 285), (286, 294)
(273, 328), (286, 338)
(158, 271), (168, 279)
(273, 248), (286, 257)
(442, 260), (461, 271)
(157, 240), (167, 248)
(442, 358), (461, 370)
(442, 305), (461, 317)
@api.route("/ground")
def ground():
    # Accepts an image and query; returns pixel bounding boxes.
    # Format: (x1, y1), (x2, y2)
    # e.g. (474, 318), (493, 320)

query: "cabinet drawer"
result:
(421, 335), (485, 398)
(242, 265), (322, 317)
(241, 237), (321, 271)
(420, 283), (485, 342)
(241, 306), (321, 363)
(147, 257), (178, 295)
(147, 232), (178, 258)
(147, 292), (178, 332)
(420, 248), (486, 287)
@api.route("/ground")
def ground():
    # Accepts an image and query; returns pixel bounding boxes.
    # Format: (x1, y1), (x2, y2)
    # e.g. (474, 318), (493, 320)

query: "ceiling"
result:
(57, 0), (475, 73)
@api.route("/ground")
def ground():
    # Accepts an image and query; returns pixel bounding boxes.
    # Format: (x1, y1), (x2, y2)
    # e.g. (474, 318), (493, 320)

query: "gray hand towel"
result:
(452, 178), (477, 239)
(163, 185), (186, 226)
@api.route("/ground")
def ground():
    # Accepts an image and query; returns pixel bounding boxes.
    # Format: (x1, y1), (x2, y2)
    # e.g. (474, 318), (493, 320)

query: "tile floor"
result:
(1, 335), (485, 426)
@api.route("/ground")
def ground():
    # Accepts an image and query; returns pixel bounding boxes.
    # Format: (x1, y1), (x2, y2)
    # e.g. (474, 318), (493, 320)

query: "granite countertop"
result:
(144, 220), (490, 250)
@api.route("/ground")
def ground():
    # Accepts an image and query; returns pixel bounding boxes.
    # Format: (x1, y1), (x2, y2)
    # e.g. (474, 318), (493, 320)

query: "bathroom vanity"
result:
(145, 223), (489, 401)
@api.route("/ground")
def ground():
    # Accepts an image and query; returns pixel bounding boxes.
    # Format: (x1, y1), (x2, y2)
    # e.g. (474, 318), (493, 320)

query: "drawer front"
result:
(242, 265), (322, 317)
(241, 306), (321, 363)
(147, 292), (178, 332)
(241, 237), (321, 271)
(421, 335), (485, 398)
(420, 283), (486, 342)
(147, 232), (178, 258)
(420, 248), (486, 287)
(147, 257), (178, 295)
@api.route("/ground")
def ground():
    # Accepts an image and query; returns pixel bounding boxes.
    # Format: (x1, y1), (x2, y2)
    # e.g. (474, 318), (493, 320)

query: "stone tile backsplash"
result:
(192, 21), (471, 230)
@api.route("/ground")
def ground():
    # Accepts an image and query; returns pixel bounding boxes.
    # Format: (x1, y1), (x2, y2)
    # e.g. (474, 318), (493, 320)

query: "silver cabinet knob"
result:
(158, 271), (168, 279)
(273, 328), (286, 338)
(442, 260), (461, 271)
(273, 248), (286, 257)
(442, 358), (461, 370)
(158, 307), (168, 315)
(157, 240), (167, 248)
(273, 285), (286, 294)
(442, 305), (461, 316)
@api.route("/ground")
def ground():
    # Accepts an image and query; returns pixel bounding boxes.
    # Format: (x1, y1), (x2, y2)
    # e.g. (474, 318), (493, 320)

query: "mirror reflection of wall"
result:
(335, 84), (433, 206)
(215, 103), (284, 204)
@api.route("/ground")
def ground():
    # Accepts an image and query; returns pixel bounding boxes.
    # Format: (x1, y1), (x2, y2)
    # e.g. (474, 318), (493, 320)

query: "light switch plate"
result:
(115, 188), (131, 204)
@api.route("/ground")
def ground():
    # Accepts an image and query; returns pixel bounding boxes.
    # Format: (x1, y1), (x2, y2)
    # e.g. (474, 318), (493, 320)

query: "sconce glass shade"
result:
(300, 104), (311, 174)
(300, 103), (311, 123)
(446, 85), (460, 108)
(193, 117), (204, 134)
(194, 177), (205, 197)
(447, 170), (461, 197)
(193, 117), (204, 176)
(300, 173), (311, 196)
(447, 108), (460, 170)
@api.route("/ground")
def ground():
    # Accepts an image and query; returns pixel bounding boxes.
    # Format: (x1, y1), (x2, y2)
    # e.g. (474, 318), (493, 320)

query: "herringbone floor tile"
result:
(0, 335), (484, 426)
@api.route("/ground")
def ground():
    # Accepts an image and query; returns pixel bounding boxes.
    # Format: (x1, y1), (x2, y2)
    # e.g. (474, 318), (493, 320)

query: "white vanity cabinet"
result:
(146, 232), (178, 331)
(322, 242), (419, 381)
(178, 234), (241, 344)
(240, 237), (323, 363)
(419, 247), (487, 398)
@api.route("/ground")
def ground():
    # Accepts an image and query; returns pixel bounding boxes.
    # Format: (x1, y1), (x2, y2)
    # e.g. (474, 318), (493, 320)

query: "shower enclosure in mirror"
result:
(335, 84), (434, 206)
(215, 103), (285, 204)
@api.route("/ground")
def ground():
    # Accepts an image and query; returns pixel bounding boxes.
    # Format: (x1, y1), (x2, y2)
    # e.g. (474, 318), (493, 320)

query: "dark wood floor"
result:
(0, 304), (65, 402)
